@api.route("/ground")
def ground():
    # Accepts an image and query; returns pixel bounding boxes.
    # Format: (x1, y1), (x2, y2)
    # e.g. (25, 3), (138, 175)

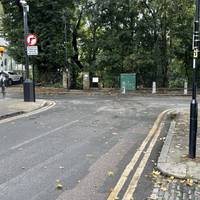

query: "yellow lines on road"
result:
(107, 109), (173, 200)
(122, 122), (164, 200)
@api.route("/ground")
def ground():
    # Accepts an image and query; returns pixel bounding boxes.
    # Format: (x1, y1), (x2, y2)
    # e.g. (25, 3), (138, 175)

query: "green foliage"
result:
(168, 59), (186, 88)
(0, 0), (195, 88)
(1, 0), (74, 79)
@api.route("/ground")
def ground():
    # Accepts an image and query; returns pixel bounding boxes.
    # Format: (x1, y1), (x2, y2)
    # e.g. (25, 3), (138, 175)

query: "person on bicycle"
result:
(0, 71), (6, 98)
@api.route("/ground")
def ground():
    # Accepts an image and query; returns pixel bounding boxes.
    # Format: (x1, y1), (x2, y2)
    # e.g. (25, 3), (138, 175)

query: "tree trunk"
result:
(71, 11), (84, 69)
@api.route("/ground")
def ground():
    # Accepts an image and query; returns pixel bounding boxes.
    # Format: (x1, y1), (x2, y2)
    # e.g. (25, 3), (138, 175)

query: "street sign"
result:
(92, 77), (99, 83)
(26, 34), (37, 46)
(27, 46), (38, 56)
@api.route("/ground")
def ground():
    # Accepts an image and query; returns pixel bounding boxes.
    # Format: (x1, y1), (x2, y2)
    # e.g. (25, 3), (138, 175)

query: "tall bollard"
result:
(152, 82), (156, 94)
(122, 82), (126, 94)
(184, 81), (188, 95)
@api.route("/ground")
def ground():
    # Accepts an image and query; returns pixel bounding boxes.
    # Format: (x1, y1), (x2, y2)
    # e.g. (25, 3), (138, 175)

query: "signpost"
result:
(27, 46), (38, 56)
(20, 0), (38, 102)
(26, 34), (38, 56)
(26, 34), (38, 46)
(189, 0), (200, 159)
(26, 34), (38, 102)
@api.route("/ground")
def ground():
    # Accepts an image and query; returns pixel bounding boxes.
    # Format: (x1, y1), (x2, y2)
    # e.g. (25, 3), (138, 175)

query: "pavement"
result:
(6, 85), (193, 96)
(148, 110), (200, 200)
(0, 97), (51, 120)
(157, 110), (200, 181)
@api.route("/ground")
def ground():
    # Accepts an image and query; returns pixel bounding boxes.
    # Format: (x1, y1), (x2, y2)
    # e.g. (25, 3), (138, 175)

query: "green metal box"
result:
(120, 73), (136, 91)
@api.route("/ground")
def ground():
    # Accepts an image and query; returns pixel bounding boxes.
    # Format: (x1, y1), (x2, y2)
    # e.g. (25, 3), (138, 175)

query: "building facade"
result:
(0, 3), (24, 72)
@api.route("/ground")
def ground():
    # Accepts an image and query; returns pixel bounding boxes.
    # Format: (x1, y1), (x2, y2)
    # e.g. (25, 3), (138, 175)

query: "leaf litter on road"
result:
(108, 171), (114, 177)
(56, 179), (63, 190)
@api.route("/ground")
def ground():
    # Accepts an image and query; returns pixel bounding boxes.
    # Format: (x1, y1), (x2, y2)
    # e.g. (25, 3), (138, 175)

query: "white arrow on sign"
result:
(26, 34), (38, 46)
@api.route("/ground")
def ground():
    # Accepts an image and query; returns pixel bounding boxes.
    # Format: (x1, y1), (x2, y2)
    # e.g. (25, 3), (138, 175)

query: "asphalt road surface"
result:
(0, 94), (190, 200)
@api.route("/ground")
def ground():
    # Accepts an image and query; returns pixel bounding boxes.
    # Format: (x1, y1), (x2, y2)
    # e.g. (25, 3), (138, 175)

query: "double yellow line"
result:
(107, 109), (173, 200)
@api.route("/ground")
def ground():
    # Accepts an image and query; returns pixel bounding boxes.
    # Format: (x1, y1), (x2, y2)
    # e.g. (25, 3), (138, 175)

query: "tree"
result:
(1, 0), (195, 88)
(1, 0), (74, 83)
(135, 0), (194, 87)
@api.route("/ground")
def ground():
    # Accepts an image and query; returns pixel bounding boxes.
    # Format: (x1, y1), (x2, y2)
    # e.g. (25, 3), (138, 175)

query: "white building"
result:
(0, 3), (24, 72)
(0, 37), (24, 72)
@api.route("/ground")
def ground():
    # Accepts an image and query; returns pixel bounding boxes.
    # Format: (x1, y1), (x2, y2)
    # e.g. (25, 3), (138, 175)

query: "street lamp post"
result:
(20, 0), (35, 102)
(189, 0), (200, 159)
(21, 1), (29, 80)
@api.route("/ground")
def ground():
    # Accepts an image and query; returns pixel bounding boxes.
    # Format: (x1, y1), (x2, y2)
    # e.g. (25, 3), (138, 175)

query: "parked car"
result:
(3, 71), (23, 86)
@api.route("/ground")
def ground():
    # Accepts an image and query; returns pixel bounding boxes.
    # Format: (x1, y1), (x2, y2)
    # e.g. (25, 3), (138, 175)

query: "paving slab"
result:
(0, 97), (49, 120)
(158, 110), (200, 181)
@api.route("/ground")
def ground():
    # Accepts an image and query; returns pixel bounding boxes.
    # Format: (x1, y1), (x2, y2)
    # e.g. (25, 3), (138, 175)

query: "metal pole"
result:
(23, 5), (29, 80)
(21, 2), (35, 102)
(32, 64), (35, 102)
(189, 0), (200, 159)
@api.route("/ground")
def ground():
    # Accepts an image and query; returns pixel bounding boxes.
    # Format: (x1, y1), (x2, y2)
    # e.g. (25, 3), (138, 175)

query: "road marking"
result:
(10, 119), (79, 150)
(107, 109), (172, 200)
(122, 122), (164, 200)
(0, 101), (56, 124)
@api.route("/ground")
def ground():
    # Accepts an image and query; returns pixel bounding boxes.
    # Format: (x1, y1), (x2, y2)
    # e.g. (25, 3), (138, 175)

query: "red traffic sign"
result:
(26, 34), (37, 46)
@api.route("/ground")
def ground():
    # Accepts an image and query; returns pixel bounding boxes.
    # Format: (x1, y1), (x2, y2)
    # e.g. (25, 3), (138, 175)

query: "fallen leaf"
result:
(149, 194), (158, 200)
(108, 171), (114, 177)
(159, 137), (166, 141)
(152, 170), (160, 177)
(186, 179), (193, 186)
(161, 187), (167, 192)
(180, 180), (185, 184)
(56, 179), (63, 190)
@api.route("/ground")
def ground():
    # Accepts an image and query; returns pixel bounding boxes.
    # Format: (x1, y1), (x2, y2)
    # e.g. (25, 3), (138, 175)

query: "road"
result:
(0, 94), (190, 200)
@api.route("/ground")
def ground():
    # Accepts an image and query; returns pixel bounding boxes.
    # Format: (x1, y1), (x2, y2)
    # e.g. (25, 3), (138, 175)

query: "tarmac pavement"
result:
(0, 97), (50, 120)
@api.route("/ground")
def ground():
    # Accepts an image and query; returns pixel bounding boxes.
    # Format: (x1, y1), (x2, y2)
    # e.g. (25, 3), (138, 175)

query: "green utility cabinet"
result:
(120, 73), (136, 91)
